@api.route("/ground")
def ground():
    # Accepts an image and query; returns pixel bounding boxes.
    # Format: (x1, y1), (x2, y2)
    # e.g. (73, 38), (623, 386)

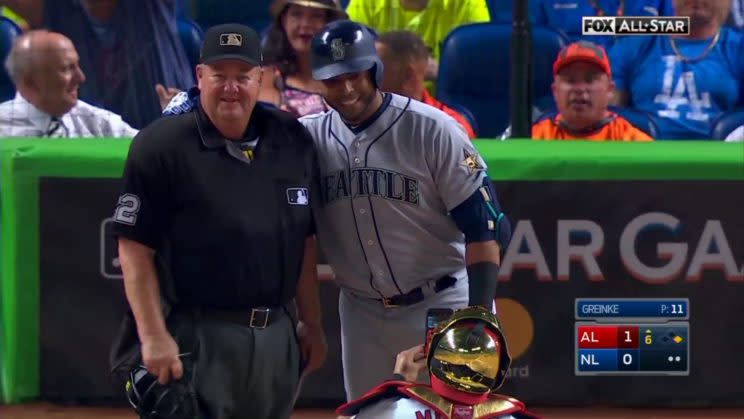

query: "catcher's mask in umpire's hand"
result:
(126, 353), (200, 419)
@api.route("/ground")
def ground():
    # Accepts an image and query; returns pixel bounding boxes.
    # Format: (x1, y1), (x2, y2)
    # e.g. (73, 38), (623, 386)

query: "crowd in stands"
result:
(1, 0), (743, 142)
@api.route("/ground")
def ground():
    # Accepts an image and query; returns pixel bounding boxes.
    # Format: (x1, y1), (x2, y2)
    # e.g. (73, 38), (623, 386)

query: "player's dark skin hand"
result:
(141, 332), (183, 385)
(394, 344), (427, 382)
(297, 321), (328, 374)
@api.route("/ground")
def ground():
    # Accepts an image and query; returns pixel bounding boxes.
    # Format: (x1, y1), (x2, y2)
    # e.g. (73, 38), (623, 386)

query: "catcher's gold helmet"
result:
(426, 306), (511, 394)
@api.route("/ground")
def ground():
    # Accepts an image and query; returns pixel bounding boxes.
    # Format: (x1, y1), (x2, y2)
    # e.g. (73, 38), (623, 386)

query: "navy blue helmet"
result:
(310, 20), (383, 87)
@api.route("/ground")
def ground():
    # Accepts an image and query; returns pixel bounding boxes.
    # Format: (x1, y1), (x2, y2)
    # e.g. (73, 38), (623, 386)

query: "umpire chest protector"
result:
(113, 103), (318, 309)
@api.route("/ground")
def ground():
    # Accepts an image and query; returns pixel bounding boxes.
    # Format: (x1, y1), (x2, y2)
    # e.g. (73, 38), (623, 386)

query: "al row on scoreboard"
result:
(575, 322), (689, 375)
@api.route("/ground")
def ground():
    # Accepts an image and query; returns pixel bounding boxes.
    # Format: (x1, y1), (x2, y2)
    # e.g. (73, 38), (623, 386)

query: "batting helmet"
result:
(126, 358), (200, 419)
(426, 306), (512, 395)
(310, 20), (383, 87)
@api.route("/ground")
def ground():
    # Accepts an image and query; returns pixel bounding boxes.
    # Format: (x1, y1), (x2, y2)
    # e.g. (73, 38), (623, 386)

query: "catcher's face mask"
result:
(426, 307), (512, 394)
(126, 353), (200, 419)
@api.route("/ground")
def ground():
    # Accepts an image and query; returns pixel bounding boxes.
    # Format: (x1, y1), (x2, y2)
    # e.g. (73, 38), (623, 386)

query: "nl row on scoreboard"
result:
(575, 298), (690, 376)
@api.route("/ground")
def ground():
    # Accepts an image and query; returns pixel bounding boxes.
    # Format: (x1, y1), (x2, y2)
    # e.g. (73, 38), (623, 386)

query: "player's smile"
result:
(340, 95), (360, 106)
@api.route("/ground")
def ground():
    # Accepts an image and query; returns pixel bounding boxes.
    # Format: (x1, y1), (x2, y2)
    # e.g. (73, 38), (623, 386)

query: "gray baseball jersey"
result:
(299, 93), (488, 299)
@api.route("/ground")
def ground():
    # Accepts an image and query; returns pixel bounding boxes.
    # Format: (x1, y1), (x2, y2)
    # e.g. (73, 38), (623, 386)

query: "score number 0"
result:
(621, 330), (636, 366)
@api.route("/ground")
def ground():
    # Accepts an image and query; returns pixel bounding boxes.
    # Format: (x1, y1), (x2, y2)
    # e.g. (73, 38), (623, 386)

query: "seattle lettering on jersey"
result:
(322, 167), (421, 206)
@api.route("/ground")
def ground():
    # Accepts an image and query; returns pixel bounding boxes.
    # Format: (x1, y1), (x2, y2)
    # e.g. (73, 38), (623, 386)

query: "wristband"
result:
(467, 261), (499, 308)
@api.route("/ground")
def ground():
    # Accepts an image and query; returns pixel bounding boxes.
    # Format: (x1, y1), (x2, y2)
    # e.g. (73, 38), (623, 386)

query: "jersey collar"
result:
(196, 103), (263, 149)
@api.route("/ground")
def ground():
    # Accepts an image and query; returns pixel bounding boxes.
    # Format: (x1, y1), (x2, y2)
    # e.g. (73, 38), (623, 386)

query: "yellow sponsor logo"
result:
(495, 298), (534, 360)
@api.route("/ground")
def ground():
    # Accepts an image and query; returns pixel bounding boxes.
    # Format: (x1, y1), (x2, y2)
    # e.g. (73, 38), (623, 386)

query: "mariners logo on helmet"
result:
(330, 38), (345, 61)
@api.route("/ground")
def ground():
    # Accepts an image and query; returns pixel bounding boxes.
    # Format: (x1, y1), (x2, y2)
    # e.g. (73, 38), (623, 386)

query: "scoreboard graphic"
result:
(574, 298), (690, 376)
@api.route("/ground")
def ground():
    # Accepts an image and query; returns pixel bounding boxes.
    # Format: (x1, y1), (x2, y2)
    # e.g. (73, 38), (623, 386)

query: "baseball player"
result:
(299, 20), (512, 402)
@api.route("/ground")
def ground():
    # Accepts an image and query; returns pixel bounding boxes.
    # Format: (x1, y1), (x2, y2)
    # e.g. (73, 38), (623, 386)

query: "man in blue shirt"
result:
(609, 0), (744, 140)
(530, 0), (670, 48)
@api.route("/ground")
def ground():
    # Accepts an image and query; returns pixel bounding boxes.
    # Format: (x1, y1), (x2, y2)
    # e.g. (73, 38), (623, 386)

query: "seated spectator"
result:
(0, 30), (137, 138)
(161, 0), (347, 118)
(532, 41), (653, 141)
(336, 307), (540, 419)
(609, 0), (744, 140)
(3, 0), (194, 129)
(530, 0), (668, 49)
(726, 125), (744, 141)
(668, 0), (744, 31)
(261, 0), (347, 116)
(375, 30), (476, 138)
(346, 0), (491, 81)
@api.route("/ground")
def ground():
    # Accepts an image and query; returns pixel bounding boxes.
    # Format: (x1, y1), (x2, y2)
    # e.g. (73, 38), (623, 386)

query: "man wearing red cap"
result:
(532, 41), (653, 142)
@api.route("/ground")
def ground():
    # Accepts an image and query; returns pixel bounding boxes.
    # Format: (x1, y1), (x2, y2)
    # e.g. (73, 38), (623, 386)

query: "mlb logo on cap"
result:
(287, 188), (309, 205)
(220, 33), (243, 46)
(200, 24), (262, 66)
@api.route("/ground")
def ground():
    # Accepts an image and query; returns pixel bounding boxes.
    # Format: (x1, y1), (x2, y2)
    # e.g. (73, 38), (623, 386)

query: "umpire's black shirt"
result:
(112, 103), (318, 309)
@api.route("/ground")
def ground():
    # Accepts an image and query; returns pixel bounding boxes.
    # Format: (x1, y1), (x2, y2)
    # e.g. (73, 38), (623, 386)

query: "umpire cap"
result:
(310, 20), (383, 87)
(200, 23), (262, 66)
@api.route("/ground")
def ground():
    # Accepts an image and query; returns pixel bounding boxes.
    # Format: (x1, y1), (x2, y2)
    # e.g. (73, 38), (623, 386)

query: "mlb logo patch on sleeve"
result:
(287, 188), (309, 205)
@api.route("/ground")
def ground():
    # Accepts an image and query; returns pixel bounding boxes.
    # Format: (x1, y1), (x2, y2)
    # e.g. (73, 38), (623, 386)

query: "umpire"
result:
(110, 23), (327, 419)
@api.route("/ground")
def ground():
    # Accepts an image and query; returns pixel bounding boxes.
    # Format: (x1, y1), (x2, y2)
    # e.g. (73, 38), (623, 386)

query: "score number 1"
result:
(623, 329), (652, 345)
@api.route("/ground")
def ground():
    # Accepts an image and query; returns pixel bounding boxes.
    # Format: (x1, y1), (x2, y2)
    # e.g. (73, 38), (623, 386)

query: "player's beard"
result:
(334, 88), (381, 126)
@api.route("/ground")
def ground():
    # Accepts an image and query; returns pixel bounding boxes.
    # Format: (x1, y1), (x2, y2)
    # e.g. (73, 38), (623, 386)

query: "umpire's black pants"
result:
(172, 307), (302, 419)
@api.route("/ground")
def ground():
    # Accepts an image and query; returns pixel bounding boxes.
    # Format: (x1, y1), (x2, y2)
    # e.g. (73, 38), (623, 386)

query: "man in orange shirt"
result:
(532, 41), (652, 141)
(375, 30), (477, 138)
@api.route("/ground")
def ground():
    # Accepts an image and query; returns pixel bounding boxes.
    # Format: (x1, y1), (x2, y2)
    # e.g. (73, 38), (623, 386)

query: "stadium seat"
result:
(446, 102), (479, 137)
(177, 18), (204, 71)
(0, 16), (22, 102)
(436, 22), (568, 138)
(609, 106), (660, 139)
(176, 0), (189, 18)
(710, 109), (744, 140)
(486, 0), (514, 23)
(192, 0), (273, 34)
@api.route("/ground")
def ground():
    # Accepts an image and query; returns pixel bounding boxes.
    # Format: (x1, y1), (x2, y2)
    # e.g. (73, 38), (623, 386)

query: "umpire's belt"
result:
(378, 276), (458, 307)
(191, 306), (285, 329)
